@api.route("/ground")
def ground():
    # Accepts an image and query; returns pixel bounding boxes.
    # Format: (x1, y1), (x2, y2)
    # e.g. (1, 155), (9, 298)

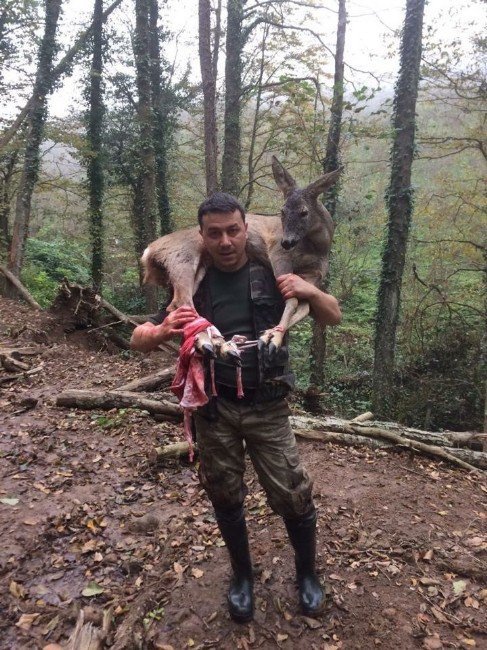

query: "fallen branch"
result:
(65, 608), (112, 650)
(0, 363), (44, 385)
(115, 366), (176, 392)
(0, 264), (41, 310)
(55, 389), (181, 418)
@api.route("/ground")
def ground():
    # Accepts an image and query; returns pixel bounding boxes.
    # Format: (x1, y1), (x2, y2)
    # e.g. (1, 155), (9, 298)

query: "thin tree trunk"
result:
(134, 0), (157, 310)
(7, 0), (62, 295)
(87, 0), (105, 292)
(308, 0), (347, 394)
(245, 21), (269, 210)
(0, 0), (123, 153)
(199, 0), (221, 195)
(221, 0), (244, 196)
(149, 0), (172, 235)
(373, 0), (425, 417)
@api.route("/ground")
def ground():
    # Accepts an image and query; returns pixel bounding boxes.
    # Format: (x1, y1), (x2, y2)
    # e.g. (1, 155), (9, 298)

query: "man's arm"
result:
(130, 306), (197, 353)
(276, 274), (341, 327)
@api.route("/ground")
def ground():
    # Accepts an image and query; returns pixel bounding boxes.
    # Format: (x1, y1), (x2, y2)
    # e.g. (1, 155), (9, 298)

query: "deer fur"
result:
(141, 156), (340, 349)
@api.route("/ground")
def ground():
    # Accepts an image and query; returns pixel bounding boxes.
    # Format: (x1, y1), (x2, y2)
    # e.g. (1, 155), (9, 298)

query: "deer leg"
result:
(259, 299), (310, 354)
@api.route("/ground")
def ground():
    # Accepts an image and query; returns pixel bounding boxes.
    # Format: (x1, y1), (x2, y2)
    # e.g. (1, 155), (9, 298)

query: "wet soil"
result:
(0, 297), (486, 650)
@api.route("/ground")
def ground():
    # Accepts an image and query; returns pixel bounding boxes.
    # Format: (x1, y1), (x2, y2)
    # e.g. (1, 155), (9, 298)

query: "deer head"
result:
(271, 156), (341, 251)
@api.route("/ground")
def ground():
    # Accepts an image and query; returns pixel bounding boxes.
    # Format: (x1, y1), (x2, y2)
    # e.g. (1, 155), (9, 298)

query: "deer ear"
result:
(272, 156), (296, 197)
(305, 167), (342, 198)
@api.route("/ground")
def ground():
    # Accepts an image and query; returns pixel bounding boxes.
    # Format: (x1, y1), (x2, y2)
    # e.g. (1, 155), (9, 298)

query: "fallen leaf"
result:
(94, 552), (103, 562)
(277, 633), (288, 642)
(10, 581), (26, 599)
(302, 616), (321, 629)
(81, 540), (97, 554)
(423, 549), (434, 561)
(0, 497), (19, 506)
(81, 581), (104, 597)
(23, 517), (40, 526)
(261, 568), (272, 584)
(16, 613), (40, 630)
(465, 537), (483, 548)
(453, 580), (467, 596)
(191, 568), (204, 579)
(460, 639), (476, 648)
(423, 635), (443, 649)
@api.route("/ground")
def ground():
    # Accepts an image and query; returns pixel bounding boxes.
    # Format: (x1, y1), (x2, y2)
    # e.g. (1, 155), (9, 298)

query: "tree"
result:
(7, 0), (63, 294)
(199, 0), (221, 195)
(221, 0), (245, 195)
(86, 0), (105, 292)
(149, 0), (173, 235)
(308, 0), (347, 395)
(372, 0), (426, 416)
(134, 0), (157, 309)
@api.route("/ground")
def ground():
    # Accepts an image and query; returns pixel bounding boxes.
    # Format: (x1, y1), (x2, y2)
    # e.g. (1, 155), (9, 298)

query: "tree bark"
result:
(149, 0), (173, 235)
(199, 0), (221, 195)
(134, 0), (157, 310)
(115, 366), (175, 392)
(87, 0), (105, 292)
(221, 0), (244, 196)
(373, 0), (425, 416)
(309, 0), (347, 392)
(7, 0), (62, 291)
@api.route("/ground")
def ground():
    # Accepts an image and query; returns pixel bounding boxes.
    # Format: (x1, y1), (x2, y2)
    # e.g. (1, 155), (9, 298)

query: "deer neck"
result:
(304, 199), (333, 253)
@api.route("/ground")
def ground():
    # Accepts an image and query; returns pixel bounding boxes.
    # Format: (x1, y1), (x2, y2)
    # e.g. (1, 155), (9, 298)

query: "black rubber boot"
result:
(215, 505), (254, 623)
(284, 509), (325, 616)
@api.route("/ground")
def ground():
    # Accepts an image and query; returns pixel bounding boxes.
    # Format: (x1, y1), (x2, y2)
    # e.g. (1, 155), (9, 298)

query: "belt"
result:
(216, 383), (257, 404)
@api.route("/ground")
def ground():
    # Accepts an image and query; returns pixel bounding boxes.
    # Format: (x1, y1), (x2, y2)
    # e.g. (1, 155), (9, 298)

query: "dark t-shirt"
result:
(207, 262), (258, 388)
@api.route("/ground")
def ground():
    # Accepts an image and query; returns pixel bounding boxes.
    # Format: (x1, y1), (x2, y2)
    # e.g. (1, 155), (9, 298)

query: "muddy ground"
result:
(0, 296), (486, 650)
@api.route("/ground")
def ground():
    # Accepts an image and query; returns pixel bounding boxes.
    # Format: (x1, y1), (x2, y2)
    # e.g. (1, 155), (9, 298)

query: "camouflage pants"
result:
(193, 397), (314, 519)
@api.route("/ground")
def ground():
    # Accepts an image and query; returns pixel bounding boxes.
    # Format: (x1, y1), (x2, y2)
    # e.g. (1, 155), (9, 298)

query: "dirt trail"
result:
(0, 297), (486, 650)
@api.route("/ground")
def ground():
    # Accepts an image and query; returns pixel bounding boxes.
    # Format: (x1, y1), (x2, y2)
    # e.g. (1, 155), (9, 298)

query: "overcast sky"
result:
(44, 0), (484, 118)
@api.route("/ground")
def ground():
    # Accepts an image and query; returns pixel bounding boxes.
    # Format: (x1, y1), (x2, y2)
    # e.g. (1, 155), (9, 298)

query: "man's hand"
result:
(276, 274), (341, 327)
(130, 306), (198, 352)
(276, 274), (319, 301)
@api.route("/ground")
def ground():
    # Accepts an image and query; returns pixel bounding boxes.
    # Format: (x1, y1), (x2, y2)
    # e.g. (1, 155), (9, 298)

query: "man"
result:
(130, 193), (341, 623)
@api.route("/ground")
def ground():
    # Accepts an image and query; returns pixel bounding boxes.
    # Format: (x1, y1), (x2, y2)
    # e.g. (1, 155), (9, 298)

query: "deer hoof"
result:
(259, 328), (284, 351)
(194, 332), (216, 358)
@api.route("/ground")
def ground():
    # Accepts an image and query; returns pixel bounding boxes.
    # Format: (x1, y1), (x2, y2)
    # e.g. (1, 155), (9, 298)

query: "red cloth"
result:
(171, 317), (213, 462)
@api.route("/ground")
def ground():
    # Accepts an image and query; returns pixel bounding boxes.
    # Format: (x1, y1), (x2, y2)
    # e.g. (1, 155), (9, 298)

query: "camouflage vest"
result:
(194, 262), (295, 402)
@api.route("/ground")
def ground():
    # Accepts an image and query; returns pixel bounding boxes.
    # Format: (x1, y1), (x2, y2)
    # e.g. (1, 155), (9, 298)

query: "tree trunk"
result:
(373, 0), (425, 417)
(221, 0), (244, 196)
(149, 0), (172, 235)
(245, 21), (269, 210)
(134, 0), (157, 310)
(0, 152), (17, 256)
(308, 0), (347, 392)
(87, 0), (105, 292)
(199, 0), (221, 196)
(7, 0), (62, 293)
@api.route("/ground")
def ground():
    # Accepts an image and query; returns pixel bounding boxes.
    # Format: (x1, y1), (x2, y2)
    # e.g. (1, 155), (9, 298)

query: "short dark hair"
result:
(197, 192), (245, 227)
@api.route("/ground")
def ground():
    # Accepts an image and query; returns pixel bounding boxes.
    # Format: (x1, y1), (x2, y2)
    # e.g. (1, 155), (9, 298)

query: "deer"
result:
(141, 156), (340, 359)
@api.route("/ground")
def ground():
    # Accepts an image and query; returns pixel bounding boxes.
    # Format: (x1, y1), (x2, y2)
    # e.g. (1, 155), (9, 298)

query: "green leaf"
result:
(82, 581), (104, 597)
(0, 497), (19, 506)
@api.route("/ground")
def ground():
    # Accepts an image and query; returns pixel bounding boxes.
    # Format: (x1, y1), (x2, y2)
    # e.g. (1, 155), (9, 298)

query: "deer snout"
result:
(281, 238), (299, 250)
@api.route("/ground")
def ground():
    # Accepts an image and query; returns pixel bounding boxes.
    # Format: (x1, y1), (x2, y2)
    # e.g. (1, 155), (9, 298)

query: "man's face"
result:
(200, 210), (248, 272)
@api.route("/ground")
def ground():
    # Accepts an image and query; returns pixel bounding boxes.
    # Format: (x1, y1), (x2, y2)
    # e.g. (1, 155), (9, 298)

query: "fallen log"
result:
(290, 414), (484, 449)
(0, 353), (30, 372)
(293, 429), (487, 471)
(55, 389), (182, 418)
(0, 264), (41, 310)
(150, 415), (487, 471)
(115, 366), (176, 392)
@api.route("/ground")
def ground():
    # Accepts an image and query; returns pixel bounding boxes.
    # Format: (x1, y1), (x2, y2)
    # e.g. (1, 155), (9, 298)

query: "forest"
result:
(0, 0), (485, 430)
(0, 1), (486, 647)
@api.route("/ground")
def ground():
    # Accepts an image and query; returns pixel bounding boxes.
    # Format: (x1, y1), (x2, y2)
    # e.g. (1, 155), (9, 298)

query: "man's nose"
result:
(220, 232), (231, 246)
